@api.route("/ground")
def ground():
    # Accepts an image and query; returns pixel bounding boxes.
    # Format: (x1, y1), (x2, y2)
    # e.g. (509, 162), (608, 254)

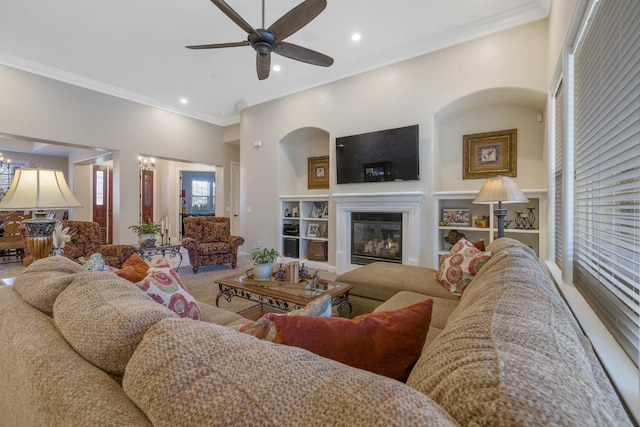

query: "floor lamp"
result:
(0, 167), (82, 260)
(473, 176), (528, 238)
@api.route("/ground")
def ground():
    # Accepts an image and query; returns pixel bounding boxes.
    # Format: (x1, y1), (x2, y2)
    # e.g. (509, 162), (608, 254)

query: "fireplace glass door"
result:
(351, 212), (402, 265)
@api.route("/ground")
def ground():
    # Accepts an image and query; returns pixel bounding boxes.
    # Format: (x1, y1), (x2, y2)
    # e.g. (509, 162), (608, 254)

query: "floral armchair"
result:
(181, 216), (244, 274)
(21, 220), (136, 268)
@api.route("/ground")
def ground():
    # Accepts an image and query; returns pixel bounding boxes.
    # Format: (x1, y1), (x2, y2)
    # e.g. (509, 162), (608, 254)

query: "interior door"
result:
(92, 165), (109, 243)
(141, 170), (154, 223)
(230, 161), (240, 235)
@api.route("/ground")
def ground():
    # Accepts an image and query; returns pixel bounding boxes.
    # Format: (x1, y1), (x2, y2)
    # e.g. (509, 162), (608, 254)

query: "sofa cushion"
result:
(407, 239), (632, 426)
(116, 252), (150, 283)
(136, 267), (201, 319)
(0, 286), (152, 426)
(336, 262), (459, 301)
(232, 294), (332, 341)
(123, 317), (457, 426)
(374, 291), (459, 349)
(436, 238), (492, 296)
(53, 272), (178, 375)
(273, 298), (433, 382)
(13, 256), (85, 316)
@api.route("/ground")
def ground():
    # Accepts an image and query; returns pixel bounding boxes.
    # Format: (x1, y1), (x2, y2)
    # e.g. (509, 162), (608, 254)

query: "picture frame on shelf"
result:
(307, 223), (320, 237)
(319, 223), (328, 238)
(308, 156), (329, 189)
(462, 128), (517, 179)
(442, 208), (470, 226)
(311, 201), (327, 218)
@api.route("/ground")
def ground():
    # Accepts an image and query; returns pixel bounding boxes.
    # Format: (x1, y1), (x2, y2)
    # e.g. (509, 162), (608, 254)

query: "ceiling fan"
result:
(186, 0), (334, 80)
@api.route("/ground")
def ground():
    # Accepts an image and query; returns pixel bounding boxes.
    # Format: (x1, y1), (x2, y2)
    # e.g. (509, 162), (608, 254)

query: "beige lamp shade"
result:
(0, 168), (82, 210)
(473, 176), (529, 204)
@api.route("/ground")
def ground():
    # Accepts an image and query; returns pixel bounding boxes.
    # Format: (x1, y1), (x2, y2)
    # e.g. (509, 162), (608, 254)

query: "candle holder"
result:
(527, 207), (536, 229)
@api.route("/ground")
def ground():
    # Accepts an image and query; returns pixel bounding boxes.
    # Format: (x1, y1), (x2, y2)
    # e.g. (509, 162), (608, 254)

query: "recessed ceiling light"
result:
(351, 33), (362, 42)
(273, 65), (281, 72)
(180, 98), (188, 104)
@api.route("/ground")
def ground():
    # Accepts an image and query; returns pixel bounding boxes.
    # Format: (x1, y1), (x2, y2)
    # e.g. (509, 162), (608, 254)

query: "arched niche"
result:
(277, 127), (330, 195)
(433, 87), (547, 192)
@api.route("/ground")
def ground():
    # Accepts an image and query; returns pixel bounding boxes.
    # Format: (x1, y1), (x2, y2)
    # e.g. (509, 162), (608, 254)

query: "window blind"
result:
(573, 0), (640, 366)
(554, 81), (564, 268)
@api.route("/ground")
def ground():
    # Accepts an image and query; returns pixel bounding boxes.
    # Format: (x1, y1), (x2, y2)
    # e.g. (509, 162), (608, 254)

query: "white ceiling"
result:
(0, 0), (550, 127)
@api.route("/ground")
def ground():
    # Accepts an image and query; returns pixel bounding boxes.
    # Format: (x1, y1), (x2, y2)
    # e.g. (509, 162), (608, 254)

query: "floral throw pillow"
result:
(136, 267), (201, 320)
(232, 294), (332, 341)
(436, 238), (492, 296)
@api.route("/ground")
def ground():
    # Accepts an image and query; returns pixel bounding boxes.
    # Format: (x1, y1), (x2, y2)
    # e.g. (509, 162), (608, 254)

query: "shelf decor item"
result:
(307, 156), (329, 189)
(473, 176), (528, 238)
(527, 207), (536, 229)
(463, 129), (517, 179)
(442, 208), (470, 226)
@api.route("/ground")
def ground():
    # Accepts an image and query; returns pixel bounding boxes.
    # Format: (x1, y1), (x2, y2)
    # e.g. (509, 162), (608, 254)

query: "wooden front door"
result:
(92, 165), (111, 243)
(141, 170), (154, 223)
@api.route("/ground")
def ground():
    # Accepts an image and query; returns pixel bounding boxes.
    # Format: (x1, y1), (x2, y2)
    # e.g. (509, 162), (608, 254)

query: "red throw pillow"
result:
(116, 252), (150, 283)
(273, 299), (433, 382)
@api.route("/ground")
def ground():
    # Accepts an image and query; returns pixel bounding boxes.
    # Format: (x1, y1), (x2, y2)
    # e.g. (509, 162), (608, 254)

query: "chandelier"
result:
(138, 156), (156, 171)
(0, 152), (13, 175)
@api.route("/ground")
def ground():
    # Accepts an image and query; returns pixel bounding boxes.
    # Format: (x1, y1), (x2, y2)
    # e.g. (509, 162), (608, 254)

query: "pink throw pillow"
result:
(136, 267), (201, 319)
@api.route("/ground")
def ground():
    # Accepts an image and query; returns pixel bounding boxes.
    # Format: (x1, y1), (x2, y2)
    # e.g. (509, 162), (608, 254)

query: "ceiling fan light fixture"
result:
(188, 0), (333, 80)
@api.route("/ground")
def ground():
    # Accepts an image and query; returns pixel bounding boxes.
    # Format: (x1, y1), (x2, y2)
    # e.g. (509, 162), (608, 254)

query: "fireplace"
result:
(351, 212), (402, 265)
(334, 192), (423, 274)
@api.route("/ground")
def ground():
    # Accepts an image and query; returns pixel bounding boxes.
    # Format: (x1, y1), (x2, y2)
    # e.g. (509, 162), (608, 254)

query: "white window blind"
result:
(554, 81), (564, 267)
(573, 0), (640, 366)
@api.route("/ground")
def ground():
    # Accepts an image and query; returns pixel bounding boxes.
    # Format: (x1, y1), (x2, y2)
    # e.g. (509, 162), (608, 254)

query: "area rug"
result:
(176, 256), (256, 313)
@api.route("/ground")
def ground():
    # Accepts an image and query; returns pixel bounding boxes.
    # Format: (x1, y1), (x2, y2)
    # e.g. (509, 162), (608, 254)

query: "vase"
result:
(138, 233), (156, 248)
(252, 262), (274, 281)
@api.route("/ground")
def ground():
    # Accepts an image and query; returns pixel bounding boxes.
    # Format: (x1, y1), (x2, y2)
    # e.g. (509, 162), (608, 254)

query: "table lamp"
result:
(0, 167), (82, 260)
(473, 176), (528, 238)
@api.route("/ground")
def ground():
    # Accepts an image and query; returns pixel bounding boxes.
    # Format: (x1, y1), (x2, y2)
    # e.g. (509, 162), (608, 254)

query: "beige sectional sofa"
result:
(0, 238), (632, 426)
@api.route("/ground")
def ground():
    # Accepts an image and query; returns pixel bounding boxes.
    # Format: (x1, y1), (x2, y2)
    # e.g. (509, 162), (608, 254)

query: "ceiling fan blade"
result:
(268, 0), (327, 41)
(256, 52), (271, 80)
(211, 0), (256, 34)
(186, 41), (250, 49)
(274, 41), (333, 67)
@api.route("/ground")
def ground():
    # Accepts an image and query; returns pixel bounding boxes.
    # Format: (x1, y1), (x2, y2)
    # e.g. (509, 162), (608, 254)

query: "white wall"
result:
(437, 103), (546, 192)
(239, 19), (549, 268)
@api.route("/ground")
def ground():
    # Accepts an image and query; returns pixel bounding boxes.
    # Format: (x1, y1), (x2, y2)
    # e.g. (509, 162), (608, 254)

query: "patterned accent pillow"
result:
(136, 267), (201, 319)
(273, 298), (434, 382)
(436, 238), (492, 296)
(232, 294), (332, 341)
(148, 256), (171, 268)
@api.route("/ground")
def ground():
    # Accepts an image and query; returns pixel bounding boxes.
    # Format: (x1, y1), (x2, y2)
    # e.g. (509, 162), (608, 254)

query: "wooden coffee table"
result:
(215, 274), (352, 318)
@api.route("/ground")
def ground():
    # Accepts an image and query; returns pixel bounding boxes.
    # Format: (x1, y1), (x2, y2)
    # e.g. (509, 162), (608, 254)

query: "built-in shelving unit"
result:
(435, 190), (547, 264)
(280, 195), (330, 269)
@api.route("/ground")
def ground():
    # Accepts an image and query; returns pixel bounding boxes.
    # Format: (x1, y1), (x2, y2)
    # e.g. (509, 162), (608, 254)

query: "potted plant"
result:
(250, 247), (279, 281)
(128, 219), (162, 248)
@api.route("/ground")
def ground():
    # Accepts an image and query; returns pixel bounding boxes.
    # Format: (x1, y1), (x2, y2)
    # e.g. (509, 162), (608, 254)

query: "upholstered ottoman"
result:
(335, 262), (459, 317)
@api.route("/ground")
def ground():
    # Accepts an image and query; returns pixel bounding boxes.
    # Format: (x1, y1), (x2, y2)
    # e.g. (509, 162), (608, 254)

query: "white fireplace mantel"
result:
(333, 192), (424, 274)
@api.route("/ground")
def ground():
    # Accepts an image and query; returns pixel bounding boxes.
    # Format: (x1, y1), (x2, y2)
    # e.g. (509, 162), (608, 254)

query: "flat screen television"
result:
(336, 125), (419, 184)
